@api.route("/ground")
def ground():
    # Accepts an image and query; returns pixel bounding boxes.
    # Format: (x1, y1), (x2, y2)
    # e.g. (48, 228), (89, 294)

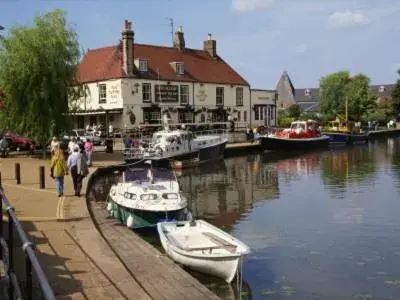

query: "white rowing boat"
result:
(157, 220), (250, 283)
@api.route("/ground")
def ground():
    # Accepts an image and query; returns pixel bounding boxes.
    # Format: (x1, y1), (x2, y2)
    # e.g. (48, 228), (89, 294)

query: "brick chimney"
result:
(173, 25), (185, 51)
(203, 33), (217, 58)
(121, 20), (134, 77)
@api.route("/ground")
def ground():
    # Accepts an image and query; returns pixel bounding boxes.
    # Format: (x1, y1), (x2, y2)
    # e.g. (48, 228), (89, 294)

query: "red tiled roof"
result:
(77, 43), (249, 86)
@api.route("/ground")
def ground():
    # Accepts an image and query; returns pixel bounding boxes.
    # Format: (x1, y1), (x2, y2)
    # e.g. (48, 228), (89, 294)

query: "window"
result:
(305, 89), (311, 96)
(237, 111), (241, 121)
(184, 112), (193, 123)
(244, 111), (247, 122)
(200, 114), (206, 122)
(379, 86), (385, 93)
(254, 106), (265, 121)
(176, 63), (184, 75)
(180, 85), (189, 104)
(139, 59), (148, 72)
(98, 84), (107, 104)
(236, 87), (243, 106)
(216, 87), (224, 106)
(142, 83), (151, 102)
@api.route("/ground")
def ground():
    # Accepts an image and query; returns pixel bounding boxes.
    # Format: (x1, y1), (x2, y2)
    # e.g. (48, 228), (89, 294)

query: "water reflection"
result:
(177, 156), (279, 230)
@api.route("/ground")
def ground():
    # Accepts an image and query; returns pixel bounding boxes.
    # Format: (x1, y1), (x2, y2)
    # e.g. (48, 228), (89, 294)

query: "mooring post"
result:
(39, 166), (45, 189)
(15, 163), (21, 184)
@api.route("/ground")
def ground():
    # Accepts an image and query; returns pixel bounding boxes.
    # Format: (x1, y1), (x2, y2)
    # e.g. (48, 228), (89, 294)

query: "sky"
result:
(1, 0), (400, 89)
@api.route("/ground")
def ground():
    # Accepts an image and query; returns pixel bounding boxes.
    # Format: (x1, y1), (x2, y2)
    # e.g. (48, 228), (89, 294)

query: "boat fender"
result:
(126, 215), (134, 228)
(106, 202), (112, 211)
(186, 211), (193, 221)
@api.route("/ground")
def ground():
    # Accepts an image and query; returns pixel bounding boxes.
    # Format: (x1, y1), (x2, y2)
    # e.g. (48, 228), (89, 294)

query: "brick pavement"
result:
(0, 156), (150, 300)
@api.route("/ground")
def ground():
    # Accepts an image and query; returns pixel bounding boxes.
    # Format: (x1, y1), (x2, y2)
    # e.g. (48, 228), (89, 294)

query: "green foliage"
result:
(318, 71), (376, 121)
(319, 70), (350, 116)
(286, 104), (301, 118)
(368, 107), (387, 123)
(0, 10), (81, 146)
(390, 70), (400, 117)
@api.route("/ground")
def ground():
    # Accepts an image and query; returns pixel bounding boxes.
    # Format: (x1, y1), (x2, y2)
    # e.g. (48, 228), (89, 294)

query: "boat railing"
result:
(0, 188), (56, 300)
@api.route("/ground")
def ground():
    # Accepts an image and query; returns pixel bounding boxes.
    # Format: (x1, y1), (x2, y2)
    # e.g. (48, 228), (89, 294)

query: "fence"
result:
(0, 187), (55, 300)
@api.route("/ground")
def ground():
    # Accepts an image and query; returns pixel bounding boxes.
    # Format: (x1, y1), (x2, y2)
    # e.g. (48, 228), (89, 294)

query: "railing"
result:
(0, 188), (55, 300)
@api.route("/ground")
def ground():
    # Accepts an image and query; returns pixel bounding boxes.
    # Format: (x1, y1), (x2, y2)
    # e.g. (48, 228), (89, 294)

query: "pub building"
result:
(74, 20), (276, 130)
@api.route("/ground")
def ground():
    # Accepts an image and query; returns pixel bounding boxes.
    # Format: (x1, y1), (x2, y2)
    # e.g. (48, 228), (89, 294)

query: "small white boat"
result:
(157, 220), (250, 283)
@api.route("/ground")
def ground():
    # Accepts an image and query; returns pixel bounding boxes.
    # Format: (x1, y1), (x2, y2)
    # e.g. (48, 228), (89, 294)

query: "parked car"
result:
(64, 129), (101, 145)
(4, 132), (32, 151)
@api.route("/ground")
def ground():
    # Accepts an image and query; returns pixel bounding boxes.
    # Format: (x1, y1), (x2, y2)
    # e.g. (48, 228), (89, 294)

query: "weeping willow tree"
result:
(0, 10), (81, 148)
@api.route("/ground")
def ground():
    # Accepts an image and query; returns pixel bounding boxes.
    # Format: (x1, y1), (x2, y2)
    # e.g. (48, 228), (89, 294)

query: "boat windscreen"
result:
(124, 168), (176, 182)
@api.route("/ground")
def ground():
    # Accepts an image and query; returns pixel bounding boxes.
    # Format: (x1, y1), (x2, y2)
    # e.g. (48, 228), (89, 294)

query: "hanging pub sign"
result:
(154, 85), (179, 102)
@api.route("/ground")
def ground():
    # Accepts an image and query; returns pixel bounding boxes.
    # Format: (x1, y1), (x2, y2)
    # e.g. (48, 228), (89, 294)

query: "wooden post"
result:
(0, 170), (2, 190)
(39, 166), (45, 189)
(15, 163), (21, 184)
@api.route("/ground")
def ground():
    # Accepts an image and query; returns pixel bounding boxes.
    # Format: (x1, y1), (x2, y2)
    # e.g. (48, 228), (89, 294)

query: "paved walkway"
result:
(0, 157), (150, 299)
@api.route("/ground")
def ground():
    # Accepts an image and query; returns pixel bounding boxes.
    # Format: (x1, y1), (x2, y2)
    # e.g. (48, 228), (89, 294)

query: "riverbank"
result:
(0, 157), (219, 299)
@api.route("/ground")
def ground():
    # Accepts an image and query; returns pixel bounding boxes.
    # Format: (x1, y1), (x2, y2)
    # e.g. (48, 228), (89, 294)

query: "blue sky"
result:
(2, 0), (400, 89)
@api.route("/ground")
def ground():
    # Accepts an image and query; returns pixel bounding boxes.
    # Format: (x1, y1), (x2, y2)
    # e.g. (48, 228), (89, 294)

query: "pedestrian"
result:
(67, 146), (81, 196)
(84, 138), (94, 167)
(68, 136), (77, 154)
(50, 136), (60, 154)
(77, 147), (89, 195)
(50, 146), (68, 197)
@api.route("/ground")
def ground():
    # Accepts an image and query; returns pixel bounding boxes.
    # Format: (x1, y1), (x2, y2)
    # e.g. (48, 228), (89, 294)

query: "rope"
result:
(236, 258), (244, 299)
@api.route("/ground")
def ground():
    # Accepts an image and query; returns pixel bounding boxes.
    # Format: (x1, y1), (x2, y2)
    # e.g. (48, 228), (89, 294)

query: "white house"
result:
(250, 89), (277, 127)
(74, 20), (252, 130)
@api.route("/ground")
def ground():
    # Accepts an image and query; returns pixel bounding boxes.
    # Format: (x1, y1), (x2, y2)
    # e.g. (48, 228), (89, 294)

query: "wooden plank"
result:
(89, 199), (220, 300)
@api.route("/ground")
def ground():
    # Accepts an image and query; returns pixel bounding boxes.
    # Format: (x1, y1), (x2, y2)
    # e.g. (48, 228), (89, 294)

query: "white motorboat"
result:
(124, 115), (228, 167)
(157, 220), (250, 283)
(107, 166), (190, 229)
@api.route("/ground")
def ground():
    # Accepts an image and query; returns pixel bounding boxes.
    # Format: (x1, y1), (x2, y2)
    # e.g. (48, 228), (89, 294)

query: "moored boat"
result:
(157, 220), (250, 283)
(260, 120), (330, 151)
(322, 119), (368, 145)
(124, 115), (227, 168)
(107, 166), (190, 229)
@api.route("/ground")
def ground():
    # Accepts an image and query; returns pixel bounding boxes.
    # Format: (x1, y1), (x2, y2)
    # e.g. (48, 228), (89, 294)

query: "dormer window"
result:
(135, 58), (148, 72)
(176, 62), (184, 75)
(305, 89), (311, 96)
(379, 85), (385, 93)
(139, 59), (148, 72)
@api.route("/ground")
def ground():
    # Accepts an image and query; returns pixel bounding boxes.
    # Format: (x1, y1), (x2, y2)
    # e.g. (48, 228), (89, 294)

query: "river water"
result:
(92, 137), (400, 299)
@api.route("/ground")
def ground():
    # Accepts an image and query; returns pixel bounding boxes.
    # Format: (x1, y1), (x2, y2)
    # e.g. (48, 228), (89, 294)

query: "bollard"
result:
(39, 166), (45, 189)
(15, 163), (21, 184)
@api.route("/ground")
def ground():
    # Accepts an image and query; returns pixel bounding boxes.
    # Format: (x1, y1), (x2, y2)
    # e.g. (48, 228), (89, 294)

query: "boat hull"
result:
(108, 200), (187, 229)
(260, 135), (330, 151)
(322, 131), (368, 145)
(159, 236), (242, 283)
(124, 141), (227, 168)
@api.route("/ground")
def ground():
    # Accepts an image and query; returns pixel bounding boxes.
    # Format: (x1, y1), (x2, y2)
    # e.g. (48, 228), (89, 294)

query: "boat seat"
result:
(202, 232), (237, 253)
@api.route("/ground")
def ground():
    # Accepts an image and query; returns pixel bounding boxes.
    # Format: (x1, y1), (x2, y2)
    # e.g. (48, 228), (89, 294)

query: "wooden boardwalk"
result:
(88, 200), (220, 300)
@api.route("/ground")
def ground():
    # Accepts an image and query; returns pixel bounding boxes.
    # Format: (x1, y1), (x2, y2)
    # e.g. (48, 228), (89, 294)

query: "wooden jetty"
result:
(87, 189), (220, 300)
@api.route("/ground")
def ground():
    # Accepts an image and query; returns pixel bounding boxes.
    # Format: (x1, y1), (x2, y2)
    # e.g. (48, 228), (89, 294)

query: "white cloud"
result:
(293, 43), (308, 54)
(232, 0), (274, 13)
(328, 10), (369, 29)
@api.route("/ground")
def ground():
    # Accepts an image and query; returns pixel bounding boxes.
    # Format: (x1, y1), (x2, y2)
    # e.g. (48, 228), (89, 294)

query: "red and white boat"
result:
(260, 120), (330, 151)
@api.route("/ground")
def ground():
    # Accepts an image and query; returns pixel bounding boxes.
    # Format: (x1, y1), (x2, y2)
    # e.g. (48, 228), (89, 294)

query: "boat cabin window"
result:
(124, 192), (137, 200)
(290, 122), (306, 130)
(162, 193), (178, 199)
(140, 193), (158, 200)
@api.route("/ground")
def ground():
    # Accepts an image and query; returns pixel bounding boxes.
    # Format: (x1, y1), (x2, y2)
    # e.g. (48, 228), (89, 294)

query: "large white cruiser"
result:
(124, 115), (228, 167)
(107, 165), (190, 229)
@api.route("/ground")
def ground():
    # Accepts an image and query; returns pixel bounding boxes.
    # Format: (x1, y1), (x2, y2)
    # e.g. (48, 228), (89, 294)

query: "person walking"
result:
(67, 146), (80, 196)
(77, 147), (89, 196)
(50, 136), (60, 154)
(84, 138), (94, 167)
(50, 146), (68, 197)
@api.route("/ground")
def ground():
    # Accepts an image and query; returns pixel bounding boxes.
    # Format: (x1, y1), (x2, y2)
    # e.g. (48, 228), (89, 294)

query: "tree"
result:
(286, 104), (301, 118)
(390, 70), (400, 118)
(318, 71), (350, 117)
(319, 71), (376, 121)
(0, 10), (81, 148)
(344, 73), (376, 121)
